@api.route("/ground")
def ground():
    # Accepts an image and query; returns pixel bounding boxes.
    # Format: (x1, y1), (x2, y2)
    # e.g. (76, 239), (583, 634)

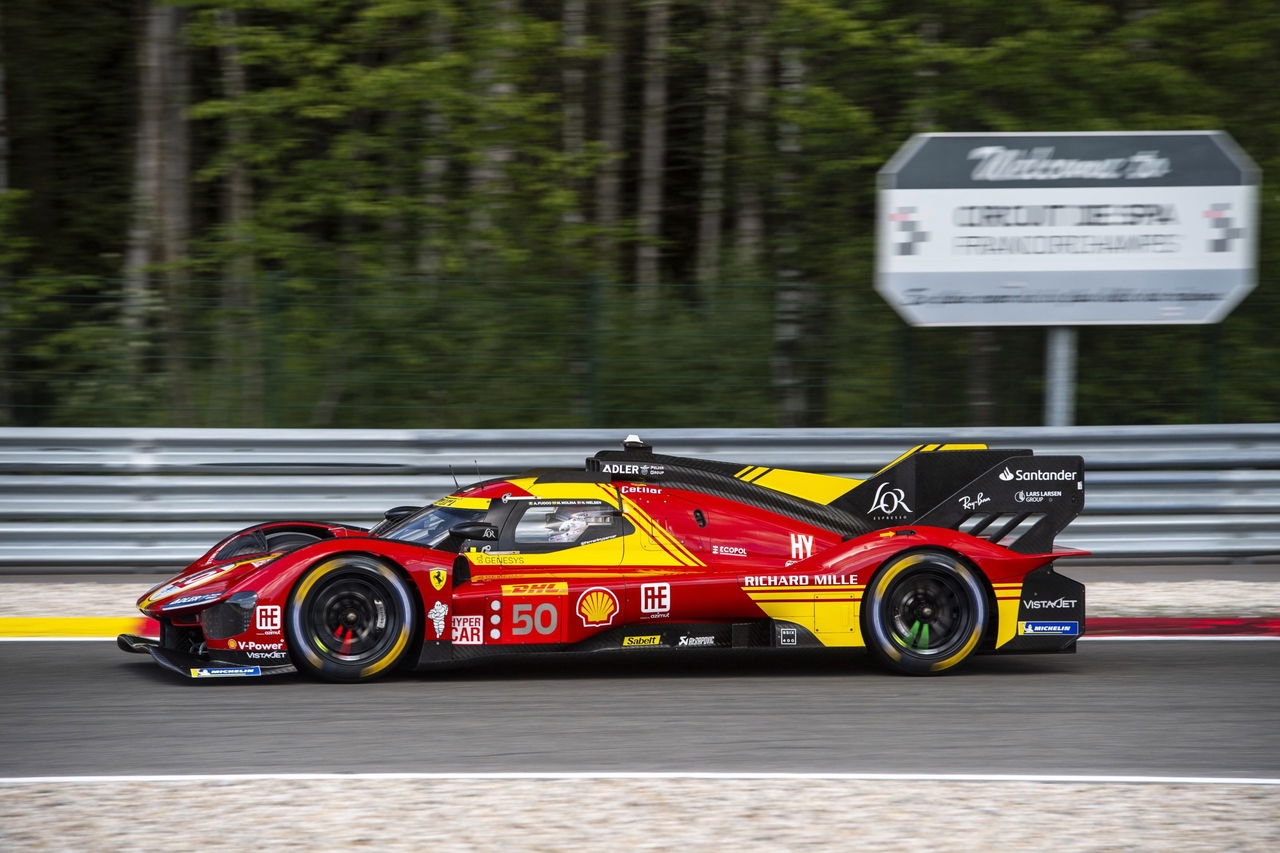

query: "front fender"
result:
(223, 536), (458, 650)
(191, 520), (370, 569)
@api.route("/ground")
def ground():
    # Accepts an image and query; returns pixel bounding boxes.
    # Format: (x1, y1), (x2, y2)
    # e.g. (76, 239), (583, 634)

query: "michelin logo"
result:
(189, 666), (262, 678)
(1018, 621), (1079, 636)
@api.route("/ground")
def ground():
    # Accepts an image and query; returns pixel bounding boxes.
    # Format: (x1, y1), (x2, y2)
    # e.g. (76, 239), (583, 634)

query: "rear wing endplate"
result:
(835, 449), (1085, 554)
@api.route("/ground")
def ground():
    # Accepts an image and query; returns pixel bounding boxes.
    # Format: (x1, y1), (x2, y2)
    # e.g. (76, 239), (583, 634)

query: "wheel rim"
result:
(303, 573), (401, 665)
(882, 567), (975, 658)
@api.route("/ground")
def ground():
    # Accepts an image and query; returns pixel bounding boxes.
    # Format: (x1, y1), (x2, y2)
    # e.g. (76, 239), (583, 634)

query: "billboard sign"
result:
(877, 132), (1259, 326)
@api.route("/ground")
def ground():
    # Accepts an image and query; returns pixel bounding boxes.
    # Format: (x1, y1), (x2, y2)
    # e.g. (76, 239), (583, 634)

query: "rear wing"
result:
(833, 447), (1085, 554)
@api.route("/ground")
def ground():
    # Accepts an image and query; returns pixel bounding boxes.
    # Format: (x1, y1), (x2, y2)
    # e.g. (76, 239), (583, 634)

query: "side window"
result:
(512, 500), (626, 550)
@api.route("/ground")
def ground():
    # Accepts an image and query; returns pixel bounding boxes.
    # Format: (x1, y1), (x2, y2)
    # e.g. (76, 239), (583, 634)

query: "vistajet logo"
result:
(1022, 597), (1078, 610)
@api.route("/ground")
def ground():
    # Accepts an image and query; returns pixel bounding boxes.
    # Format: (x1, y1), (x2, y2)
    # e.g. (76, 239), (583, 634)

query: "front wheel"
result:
(861, 550), (987, 676)
(286, 556), (417, 682)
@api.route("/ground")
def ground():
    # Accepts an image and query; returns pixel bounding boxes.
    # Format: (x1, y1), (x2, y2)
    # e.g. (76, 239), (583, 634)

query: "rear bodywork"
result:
(119, 440), (1087, 678)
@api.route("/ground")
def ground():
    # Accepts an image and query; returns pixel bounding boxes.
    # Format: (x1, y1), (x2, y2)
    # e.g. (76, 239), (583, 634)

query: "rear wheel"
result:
(861, 550), (987, 676)
(286, 556), (417, 682)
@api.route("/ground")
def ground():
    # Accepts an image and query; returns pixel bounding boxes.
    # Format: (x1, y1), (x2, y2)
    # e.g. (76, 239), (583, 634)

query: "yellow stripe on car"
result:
(432, 495), (492, 510)
(749, 468), (861, 505)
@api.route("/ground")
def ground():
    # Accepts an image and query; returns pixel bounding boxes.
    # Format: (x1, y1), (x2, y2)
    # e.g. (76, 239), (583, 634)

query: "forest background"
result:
(2, 0), (1277, 429)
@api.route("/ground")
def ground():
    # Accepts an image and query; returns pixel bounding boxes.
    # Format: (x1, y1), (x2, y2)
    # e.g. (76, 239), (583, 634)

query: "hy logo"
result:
(789, 534), (814, 561)
(998, 467), (1015, 482)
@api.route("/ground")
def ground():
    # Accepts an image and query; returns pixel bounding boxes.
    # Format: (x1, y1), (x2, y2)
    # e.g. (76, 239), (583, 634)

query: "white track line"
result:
(2, 772), (1278, 786)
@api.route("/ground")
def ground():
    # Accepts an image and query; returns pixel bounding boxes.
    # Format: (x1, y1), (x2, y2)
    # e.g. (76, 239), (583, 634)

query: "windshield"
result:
(381, 506), (486, 549)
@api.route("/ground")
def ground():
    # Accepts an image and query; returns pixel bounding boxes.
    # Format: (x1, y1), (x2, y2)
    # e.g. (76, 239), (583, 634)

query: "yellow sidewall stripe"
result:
(610, 490), (703, 567)
(361, 624), (410, 678)
(293, 560), (413, 675)
(0, 617), (158, 638)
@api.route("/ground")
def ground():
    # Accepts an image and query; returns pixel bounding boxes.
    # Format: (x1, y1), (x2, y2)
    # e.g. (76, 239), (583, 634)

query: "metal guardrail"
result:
(2, 426), (1278, 568)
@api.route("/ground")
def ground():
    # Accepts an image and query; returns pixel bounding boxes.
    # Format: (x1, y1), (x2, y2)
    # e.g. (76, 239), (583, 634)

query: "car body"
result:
(119, 436), (1087, 680)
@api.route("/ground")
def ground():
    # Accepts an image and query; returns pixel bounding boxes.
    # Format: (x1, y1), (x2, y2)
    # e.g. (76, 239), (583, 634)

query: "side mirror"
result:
(382, 505), (422, 524)
(449, 521), (500, 541)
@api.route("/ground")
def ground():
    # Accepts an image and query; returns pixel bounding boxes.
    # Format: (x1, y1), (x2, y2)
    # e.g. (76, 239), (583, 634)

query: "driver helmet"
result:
(546, 508), (590, 542)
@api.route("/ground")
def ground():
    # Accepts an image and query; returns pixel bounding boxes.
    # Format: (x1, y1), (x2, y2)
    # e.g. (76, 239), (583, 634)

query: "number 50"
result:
(511, 603), (558, 635)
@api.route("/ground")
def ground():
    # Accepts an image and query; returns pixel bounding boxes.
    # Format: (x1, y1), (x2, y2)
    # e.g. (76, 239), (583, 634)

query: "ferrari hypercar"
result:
(118, 436), (1087, 680)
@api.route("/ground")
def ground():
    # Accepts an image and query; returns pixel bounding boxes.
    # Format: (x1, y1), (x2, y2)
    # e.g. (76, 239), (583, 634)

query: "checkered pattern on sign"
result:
(889, 207), (929, 255)
(1205, 203), (1245, 253)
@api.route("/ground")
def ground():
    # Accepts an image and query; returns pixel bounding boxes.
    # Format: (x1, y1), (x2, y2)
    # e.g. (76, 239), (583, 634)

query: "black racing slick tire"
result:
(286, 556), (417, 683)
(861, 550), (988, 676)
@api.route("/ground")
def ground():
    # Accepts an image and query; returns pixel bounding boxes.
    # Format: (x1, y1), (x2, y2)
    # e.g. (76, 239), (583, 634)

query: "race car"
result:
(118, 436), (1087, 680)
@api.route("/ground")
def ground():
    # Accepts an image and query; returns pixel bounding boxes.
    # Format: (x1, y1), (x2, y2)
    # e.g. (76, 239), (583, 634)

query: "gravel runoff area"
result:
(2, 778), (1278, 852)
(3, 580), (1280, 619)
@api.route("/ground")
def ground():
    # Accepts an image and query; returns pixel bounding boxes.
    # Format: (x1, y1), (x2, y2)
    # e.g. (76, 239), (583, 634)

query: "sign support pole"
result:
(1044, 326), (1077, 426)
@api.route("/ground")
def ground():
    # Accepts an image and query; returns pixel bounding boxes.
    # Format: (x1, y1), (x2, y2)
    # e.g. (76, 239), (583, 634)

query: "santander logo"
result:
(999, 467), (1015, 481)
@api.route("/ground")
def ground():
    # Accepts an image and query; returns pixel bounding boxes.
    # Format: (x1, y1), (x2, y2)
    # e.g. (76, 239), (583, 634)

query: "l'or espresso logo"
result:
(869, 482), (912, 517)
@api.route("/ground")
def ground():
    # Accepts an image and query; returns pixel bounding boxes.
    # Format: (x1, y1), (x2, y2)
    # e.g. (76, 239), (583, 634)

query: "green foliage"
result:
(3, 0), (1279, 428)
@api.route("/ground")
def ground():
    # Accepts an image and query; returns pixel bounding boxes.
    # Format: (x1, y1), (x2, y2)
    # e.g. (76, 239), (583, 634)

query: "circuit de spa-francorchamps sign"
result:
(876, 131), (1259, 326)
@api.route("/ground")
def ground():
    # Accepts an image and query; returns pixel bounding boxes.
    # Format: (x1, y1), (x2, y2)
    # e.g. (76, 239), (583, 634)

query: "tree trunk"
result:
(562, 0), (585, 227)
(733, 0), (767, 275)
(123, 3), (165, 399)
(0, 4), (10, 425)
(158, 4), (190, 423)
(594, 0), (625, 281)
(468, 0), (517, 268)
(123, 3), (190, 423)
(217, 8), (260, 425)
(417, 11), (451, 280)
(770, 47), (820, 427)
(694, 0), (730, 297)
(0, 4), (7, 198)
(635, 0), (668, 297)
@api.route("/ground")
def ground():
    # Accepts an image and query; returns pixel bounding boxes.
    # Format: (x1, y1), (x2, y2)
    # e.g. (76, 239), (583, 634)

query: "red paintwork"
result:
(134, 475), (1086, 663)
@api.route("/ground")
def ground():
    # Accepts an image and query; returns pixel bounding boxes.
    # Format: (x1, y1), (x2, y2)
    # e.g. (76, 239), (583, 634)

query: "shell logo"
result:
(576, 586), (619, 628)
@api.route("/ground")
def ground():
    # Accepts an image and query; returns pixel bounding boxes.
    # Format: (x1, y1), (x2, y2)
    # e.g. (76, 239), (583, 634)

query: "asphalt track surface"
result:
(2, 639), (1277, 779)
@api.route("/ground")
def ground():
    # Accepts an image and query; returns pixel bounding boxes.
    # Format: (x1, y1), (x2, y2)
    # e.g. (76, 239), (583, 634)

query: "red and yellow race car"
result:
(118, 436), (1087, 680)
